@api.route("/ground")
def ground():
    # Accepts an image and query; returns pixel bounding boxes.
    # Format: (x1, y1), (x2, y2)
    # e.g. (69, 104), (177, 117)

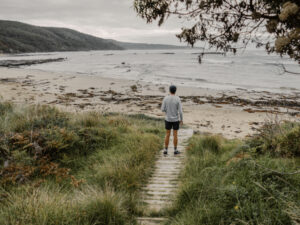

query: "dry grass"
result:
(0, 101), (164, 225)
(168, 132), (300, 225)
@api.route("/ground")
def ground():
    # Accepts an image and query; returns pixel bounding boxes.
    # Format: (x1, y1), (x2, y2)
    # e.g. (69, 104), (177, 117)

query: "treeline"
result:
(0, 20), (123, 53)
(0, 20), (188, 54)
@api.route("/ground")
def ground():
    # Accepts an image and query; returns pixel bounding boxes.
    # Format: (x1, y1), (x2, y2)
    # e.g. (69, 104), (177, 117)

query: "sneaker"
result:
(174, 150), (181, 155)
(163, 149), (168, 155)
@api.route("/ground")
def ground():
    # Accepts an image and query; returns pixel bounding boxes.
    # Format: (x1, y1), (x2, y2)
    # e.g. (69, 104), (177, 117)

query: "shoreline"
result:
(0, 67), (299, 139)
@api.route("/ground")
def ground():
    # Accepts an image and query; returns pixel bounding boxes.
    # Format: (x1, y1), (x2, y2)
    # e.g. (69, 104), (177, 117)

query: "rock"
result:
(0, 58), (66, 67)
(0, 78), (17, 83)
(131, 85), (138, 92)
(158, 87), (166, 93)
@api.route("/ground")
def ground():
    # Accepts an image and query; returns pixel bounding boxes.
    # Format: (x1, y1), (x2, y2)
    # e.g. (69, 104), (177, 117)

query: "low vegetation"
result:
(168, 122), (300, 225)
(0, 101), (164, 225)
(248, 121), (300, 157)
(2, 100), (299, 225)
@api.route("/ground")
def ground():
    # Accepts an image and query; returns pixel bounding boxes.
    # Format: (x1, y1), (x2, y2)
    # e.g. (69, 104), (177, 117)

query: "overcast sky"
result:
(0, 0), (189, 45)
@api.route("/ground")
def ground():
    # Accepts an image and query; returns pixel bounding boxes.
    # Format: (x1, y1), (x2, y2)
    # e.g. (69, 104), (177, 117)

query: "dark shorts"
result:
(165, 121), (180, 130)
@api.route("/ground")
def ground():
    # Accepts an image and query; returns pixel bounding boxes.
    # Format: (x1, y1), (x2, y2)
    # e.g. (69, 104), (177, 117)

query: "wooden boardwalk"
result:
(137, 129), (194, 225)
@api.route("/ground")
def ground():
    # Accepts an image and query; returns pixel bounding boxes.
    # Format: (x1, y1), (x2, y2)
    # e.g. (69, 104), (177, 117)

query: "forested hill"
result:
(0, 20), (186, 53)
(108, 39), (187, 50)
(0, 20), (123, 53)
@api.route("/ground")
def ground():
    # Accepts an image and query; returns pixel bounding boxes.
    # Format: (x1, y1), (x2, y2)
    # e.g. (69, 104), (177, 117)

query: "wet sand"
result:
(0, 67), (299, 139)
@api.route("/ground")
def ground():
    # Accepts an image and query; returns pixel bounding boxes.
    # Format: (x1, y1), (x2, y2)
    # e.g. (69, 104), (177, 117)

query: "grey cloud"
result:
(0, 0), (186, 45)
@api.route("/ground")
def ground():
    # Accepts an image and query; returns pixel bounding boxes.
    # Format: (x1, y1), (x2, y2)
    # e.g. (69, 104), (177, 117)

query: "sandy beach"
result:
(0, 67), (299, 139)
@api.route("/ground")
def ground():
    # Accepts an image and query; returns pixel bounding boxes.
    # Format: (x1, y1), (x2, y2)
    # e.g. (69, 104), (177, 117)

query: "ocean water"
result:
(1, 49), (300, 93)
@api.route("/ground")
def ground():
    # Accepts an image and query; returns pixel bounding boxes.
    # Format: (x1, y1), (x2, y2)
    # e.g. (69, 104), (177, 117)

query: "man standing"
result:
(161, 85), (183, 155)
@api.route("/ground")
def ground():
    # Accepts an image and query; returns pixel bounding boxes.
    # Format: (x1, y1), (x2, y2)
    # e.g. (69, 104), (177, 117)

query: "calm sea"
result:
(1, 49), (300, 93)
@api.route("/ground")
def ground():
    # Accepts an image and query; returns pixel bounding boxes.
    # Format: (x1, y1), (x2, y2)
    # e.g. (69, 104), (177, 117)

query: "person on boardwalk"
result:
(161, 85), (183, 155)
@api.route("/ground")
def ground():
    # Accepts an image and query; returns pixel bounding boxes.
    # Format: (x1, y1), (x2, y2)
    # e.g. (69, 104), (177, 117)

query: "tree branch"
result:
(278, 64), (300, 75)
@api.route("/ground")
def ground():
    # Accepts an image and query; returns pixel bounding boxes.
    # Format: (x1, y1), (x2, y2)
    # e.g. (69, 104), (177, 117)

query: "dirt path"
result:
(137, 128), (194, 225)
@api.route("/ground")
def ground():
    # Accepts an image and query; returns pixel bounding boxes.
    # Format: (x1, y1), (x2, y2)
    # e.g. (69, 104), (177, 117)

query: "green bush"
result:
(8, 105), (69, 132)
(0, 102), (164, 224)
(92, 133), (160, 192)
(188, 135), (222, 155)
(0, 186), (132, 225)
(249, 122), (300, 157)
(0, 101), (13, 115)
(168, 134), (300, 225)
(277, 126), (300, 157)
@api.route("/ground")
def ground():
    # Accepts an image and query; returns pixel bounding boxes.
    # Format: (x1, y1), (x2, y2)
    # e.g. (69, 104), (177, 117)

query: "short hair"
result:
(169, 85), (177, 94)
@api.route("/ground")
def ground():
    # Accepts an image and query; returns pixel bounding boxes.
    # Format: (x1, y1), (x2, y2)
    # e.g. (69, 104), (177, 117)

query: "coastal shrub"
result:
(8, 105), (69, 132)
(76, 127), (117, 153)
(92, 133), (160, 192)
(74, 112), (104, 127)
(249, 121), (300, 157)
(0, 102), (164, 224)
(3, 123), (117, 166)
(278, 125), (300, 156)
(108, 116), (131, 133)
(0, 104), (118, 163)
(0, 186), (131, 225)
(0, 102), (162, 178)
(0, 101), (13, 136)
(0, 159), (73, 187)
(168, 134), (300, 225)
(201, 136), (221, 154)
(128, 113), (163, 122)
(0, 101), (13, 115)
(188, 135), (222, 155)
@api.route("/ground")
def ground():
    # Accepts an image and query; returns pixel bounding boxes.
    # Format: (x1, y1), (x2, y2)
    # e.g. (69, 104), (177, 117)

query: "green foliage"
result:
(188, 135), (222, 155)
(0, 101), (13, 115)
(90, 133), (160, 192)
(0, 101), (164, 224)
(0, 186), (131, 225)
(248, 121), (300, 157)
(6, 105), (69, 132)
(134, 0), (300, 62)
(168, 133), (300, 225)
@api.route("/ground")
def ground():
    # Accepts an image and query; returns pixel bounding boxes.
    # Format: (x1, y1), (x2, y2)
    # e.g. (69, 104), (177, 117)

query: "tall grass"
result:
(168, 133), (300, 225)
(248, 121), (300, 157)
(0, 186), (131, 225)
(0, 101), (164, 224)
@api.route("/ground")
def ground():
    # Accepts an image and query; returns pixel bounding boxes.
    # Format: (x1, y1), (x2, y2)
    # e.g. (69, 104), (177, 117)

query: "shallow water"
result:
(1, 49), (300, 93)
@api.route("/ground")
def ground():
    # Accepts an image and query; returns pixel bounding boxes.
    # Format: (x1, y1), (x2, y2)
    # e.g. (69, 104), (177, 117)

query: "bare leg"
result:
(173, 130), (178, 149)
(165, 130), (171, 149)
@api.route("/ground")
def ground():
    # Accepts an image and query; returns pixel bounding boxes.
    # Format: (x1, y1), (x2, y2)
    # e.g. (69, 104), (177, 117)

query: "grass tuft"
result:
(188, 135), (222, 155)
(0, 186), (132, 225)
(168, 123), (300, 225)
(248, 121), (300, 157)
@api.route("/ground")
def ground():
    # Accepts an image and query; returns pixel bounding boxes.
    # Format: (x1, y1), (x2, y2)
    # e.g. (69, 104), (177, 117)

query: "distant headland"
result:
(0, 20), (190, 53)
